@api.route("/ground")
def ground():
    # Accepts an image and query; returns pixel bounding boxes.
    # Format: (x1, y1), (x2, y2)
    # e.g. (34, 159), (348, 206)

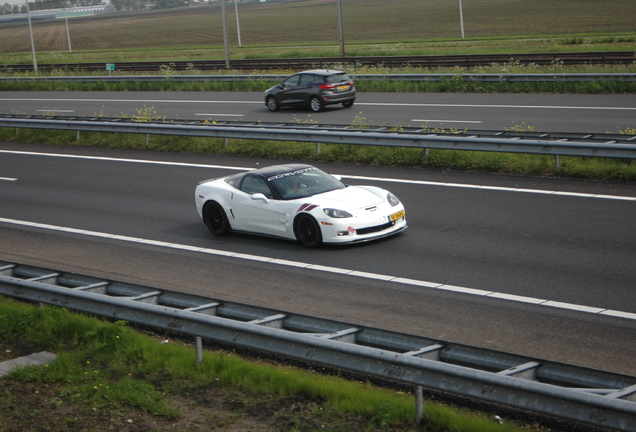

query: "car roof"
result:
(297, 69), (345, 76)
(247, 164), (316, 179)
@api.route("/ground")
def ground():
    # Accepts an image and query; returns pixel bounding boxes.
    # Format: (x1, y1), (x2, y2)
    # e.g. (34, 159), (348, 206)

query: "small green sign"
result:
(106, 63), (115, 71)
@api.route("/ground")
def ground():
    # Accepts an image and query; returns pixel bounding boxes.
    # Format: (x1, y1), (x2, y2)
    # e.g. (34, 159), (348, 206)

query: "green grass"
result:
(0, 295), (534, 431)
(1, 119), (635, 181)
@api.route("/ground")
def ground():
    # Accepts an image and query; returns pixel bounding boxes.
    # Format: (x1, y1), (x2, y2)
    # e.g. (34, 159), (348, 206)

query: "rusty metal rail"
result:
(1, 51), (633, 73)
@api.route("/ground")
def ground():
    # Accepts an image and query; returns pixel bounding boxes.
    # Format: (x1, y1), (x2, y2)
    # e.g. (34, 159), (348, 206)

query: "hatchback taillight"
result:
(319, 83), (335, 90)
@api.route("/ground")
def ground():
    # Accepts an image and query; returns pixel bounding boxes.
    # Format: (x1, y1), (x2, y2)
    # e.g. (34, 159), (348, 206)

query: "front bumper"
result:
(318, 205), (406, 244)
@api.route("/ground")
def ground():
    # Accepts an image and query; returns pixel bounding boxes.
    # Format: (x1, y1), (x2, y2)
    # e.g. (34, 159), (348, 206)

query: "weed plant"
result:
(1, 118), (635, 181)
(0, 296), (531, 431)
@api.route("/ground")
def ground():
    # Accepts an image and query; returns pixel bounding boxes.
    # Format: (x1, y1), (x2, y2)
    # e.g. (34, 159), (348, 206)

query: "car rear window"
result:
(324, 73), (351, 83)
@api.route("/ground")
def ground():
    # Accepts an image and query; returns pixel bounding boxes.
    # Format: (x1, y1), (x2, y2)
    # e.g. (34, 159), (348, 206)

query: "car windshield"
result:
(268, 167), (345, 200)
(324, 73), (350, 83)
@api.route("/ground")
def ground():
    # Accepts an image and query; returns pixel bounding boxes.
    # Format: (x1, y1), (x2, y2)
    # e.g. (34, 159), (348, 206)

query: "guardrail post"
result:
(555, 155), (560, 170)
(15, 128), (19, 135)
(76, 130), (80, 141)
(316, 142), (321, 153)
(415, 385), (423, 423)
(224, 138), (229, 148)
(146, 134), (149, 146)
(195, 336), (203, 364)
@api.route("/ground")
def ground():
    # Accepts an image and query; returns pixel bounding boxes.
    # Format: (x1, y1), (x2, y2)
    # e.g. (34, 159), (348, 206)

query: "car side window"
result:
(283, 75), (300, 86)
(298, 74), (315, 85)
(241, 176), (272, 198)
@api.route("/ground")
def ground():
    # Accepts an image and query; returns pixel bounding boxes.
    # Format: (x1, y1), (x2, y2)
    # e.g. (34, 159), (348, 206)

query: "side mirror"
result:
(251, 193), (269, 203)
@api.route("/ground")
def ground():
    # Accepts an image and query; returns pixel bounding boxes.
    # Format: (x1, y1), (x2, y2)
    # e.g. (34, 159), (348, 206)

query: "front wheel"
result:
(295, 214), (322, 248)
(342, 100), (354, 108)
(203, 201), (231, 236)
(266, 96), (280, 111)
(309, 96), (324, 113)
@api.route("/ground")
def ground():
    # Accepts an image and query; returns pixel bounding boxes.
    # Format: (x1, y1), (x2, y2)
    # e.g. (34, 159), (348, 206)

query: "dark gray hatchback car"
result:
(264, 69), (356, 113)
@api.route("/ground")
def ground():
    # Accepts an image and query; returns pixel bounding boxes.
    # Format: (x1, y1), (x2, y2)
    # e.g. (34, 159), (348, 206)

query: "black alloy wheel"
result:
(266, 96), (280, 111)
(342, 100), (354, 108)
(309, 96), (324, 113)
(203, 201), (231, 236)
(295, 214), (322, 247)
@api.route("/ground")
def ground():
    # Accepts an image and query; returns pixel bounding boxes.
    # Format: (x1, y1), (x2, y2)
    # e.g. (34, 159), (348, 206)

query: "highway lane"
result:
(1, 91), (635, 132)
(0, 144), (635, 375)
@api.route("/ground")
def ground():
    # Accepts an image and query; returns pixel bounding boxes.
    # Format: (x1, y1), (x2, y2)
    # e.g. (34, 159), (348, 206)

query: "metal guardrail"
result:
(2, 115), (636, 160)
(1, 73), (635, 83)
(0, 260), (635, 430)
(1, 51), (634, 73)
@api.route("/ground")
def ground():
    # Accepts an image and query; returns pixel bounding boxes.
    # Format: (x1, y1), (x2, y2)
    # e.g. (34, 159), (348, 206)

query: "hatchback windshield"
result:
(268, 167), (345, 200)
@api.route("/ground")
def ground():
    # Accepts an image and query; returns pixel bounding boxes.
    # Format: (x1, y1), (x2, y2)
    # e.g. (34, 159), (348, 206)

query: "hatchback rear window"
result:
(324, 73), (351, 83)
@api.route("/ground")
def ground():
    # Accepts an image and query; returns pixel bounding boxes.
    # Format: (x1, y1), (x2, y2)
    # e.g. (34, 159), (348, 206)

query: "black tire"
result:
(295, 214), (323, 248)
(309, 96), (324, 113)
(342, 100), (354, 108)
(203, 201), (231, 236)
(266, 96), (280, 112)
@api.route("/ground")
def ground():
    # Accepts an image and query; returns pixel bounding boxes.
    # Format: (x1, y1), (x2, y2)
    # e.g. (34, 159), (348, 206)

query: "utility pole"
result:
(222, 0), (230, 68)
(459, 0), (465, 40)
(64, 13), (72, 52)
(25, 0), (38, 73)
(337, 0), (345, 56)
(234, 0), (241, 47)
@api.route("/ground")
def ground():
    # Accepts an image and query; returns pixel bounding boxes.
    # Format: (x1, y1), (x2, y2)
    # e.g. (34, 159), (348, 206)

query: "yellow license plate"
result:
(337, 85), (349, 90)
(389, 210), (405, 221)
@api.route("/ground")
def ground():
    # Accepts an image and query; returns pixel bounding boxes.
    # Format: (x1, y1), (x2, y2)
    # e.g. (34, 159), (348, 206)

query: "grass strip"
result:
(1, 118), (635, 182)
(0, 296), (534, 431)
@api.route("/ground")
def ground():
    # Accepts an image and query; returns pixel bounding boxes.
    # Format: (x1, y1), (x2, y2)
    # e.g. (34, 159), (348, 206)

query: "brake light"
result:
(319, 83), (335, 90)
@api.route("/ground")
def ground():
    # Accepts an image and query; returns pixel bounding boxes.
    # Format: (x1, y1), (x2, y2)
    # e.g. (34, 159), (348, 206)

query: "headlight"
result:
(323, 208), (352, 218)
(387, 192), (400, 207)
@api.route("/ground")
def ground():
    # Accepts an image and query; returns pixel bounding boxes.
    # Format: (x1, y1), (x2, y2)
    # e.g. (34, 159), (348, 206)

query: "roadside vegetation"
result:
(1, 115), (635, 181)
(0, 296), (546, 432)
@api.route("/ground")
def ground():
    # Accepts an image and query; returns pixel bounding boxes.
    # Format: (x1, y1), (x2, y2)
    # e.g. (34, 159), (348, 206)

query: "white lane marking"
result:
(2, 98), (636, 111)
(2, 150), (635, 201)
(195, 113), (245, 117)
(37, 109), (75, 113)
(0, 177), (17, 181)
(0, 98), (262, 104)
(1, 216), (634, 322)
(412, 119), (483, 124)
(357, 102), (636, 111)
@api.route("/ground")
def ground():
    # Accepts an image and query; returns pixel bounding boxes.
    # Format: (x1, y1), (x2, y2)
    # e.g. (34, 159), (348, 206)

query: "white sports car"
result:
(195, 164), (406, 247)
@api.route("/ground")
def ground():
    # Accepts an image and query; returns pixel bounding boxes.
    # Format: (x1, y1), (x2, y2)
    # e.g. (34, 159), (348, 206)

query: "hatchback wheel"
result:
(266, 96), (280, 111)
(309, 96), (324, 113)
(295, 214), (322, 247)
(342, 100), (354, 108)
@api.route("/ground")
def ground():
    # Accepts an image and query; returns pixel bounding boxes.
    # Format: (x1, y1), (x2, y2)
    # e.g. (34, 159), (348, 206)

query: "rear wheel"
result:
(266, 96), (280, 111)
(309, 96), (324, 113)
(203, 201), (230, 236)
(342, 100), (354, 108)
(295, 214), (322, 247)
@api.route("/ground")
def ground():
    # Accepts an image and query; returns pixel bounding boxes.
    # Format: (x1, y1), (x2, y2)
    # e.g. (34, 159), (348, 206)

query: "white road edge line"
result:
(195, 113), (245, 117)
(0, 177), (17, 181)
(1, 216), (635, 322)
(411, 119), (483, 124)
(2, 150), (635, 201)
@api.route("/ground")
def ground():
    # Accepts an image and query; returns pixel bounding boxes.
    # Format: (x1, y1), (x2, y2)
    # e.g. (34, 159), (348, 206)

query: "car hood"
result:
(313, 186), (384, 210)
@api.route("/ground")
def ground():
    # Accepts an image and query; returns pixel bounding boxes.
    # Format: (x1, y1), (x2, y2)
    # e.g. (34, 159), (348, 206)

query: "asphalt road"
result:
(1, 143), (635, 376)
(1, 91), (635, 132)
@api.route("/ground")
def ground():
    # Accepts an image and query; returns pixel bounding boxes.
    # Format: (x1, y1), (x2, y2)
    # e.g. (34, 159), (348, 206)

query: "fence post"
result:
(195, 336), (203, 364)
(415, 385), (423, 423)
